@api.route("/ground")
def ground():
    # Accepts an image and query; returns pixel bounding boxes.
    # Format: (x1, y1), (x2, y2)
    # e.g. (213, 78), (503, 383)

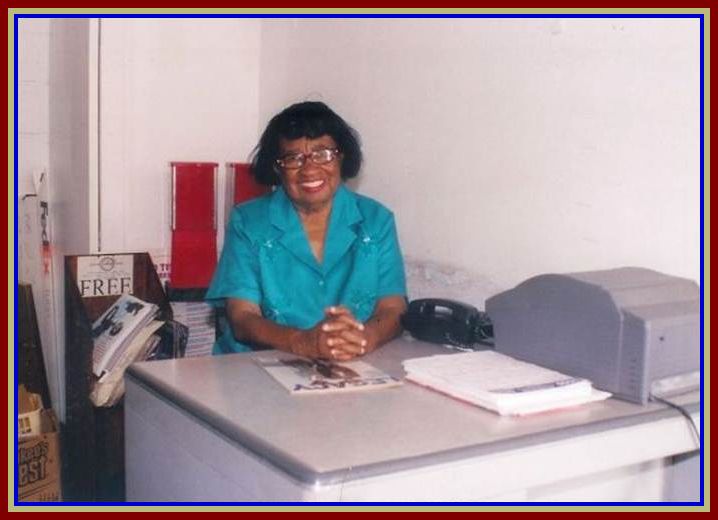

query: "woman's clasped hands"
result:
(296, 306), (372, 361)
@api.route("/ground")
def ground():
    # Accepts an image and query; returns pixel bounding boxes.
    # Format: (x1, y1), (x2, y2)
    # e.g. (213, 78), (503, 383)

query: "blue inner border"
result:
(12, 12), (706, 508)
(15, 13), (704, 18)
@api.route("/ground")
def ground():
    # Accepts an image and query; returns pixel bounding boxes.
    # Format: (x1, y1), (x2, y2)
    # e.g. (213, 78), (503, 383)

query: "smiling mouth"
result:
(300, 179), (326, 192)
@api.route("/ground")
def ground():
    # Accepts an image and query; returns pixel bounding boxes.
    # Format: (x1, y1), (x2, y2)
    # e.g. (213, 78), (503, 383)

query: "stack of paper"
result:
(403, 351), (611, 416)
(170, 301), (215, 357)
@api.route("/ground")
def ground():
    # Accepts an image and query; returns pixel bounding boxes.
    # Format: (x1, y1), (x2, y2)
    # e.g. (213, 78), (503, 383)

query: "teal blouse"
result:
(206, 184), (407, 354)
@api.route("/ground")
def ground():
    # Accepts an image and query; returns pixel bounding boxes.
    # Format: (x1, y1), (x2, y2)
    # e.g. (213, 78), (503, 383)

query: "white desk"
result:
(124, 338), (701, 502)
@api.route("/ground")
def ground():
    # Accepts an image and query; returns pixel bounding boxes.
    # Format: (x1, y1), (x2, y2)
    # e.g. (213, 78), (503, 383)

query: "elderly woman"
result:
(207, 101), (407, 361)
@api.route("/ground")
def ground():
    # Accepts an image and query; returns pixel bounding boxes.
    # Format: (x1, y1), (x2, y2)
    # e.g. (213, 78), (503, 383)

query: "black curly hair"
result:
(250, 101), (363, 186)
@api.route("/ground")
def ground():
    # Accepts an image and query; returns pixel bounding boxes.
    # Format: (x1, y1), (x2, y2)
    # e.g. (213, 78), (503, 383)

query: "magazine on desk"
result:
(255, 354), (402, 394)
(403, 350), (611, 416)
(91, 293), (159, 378)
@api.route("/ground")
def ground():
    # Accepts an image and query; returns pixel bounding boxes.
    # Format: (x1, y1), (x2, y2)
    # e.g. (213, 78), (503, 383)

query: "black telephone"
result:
(401, 298), (493, 348)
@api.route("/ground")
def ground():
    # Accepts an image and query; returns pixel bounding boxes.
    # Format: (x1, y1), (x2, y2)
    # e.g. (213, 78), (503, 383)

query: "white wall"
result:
(99, 19), (262, 257)
(17, 19), (50, 197)
(16, 18), (97, 418)
(17, 18), (57, 411)
(49, 19), (97, 256)
(259, 18), (701, 293)
(48, 19), (99, 419)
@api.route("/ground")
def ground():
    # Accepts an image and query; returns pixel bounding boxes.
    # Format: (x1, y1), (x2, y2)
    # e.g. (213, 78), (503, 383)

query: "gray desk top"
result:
(126, 337), (699, 486)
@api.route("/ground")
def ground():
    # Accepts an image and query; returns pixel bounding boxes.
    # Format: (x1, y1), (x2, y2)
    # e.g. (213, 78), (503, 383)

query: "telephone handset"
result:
(401, 298), (494, 348)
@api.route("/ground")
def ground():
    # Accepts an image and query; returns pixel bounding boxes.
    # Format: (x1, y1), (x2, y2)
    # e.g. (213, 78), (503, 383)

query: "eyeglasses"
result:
(275, 148), (340, 170)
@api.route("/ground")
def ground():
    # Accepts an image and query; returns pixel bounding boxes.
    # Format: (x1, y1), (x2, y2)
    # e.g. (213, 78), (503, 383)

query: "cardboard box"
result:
(18, 386), (62, 502)
(18, 385), (42, 438)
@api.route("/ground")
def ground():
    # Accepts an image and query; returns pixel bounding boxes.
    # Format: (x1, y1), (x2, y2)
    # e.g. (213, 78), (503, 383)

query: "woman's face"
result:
(277, 135), (343, 214)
